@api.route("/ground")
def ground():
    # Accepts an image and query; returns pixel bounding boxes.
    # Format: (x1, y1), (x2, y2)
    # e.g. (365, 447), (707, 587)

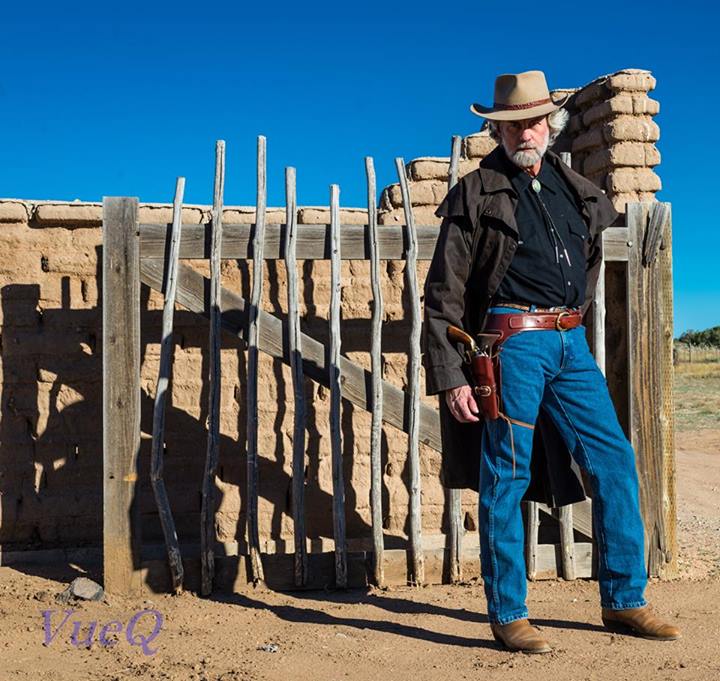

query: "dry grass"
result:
(674, 360), (720, 430)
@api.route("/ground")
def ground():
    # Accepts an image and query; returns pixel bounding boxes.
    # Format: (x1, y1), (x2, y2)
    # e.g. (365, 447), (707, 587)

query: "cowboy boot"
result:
(490, 619), (552, 653)
(601, 605), (681, 640)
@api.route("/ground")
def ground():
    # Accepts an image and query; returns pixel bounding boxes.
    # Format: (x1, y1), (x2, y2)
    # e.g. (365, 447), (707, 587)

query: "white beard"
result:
(503, 134), (549, 169)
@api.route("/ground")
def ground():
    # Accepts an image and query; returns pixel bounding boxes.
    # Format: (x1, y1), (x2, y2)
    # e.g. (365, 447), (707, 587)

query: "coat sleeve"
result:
(581, 191), (619, 317)
(422, 181), (475, 396)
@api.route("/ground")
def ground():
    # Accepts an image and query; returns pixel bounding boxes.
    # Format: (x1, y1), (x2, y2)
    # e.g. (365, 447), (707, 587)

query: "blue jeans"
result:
(479, 305), (648, 625)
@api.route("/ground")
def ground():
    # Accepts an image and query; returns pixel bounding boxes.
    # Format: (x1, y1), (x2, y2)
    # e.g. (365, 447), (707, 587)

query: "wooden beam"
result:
(396, 157), (424, 586)
(557, 505), (576, 580)
(138, 260), (443, 451)
(525, 501), (539, 580)
(149, 178), (185, 594)
(139, 223), (632, 263)
(102, 197), (142, 596)
(246, 136), (266, 585)
(200, 140), (225, 596)
(365, 156), (385, 588)
(329, 184), (348, 588)
(538, 499), (593, 539)
(285, 166), (308, 588)
(626, 202), (676, 578)
(446, 135), (464, 584)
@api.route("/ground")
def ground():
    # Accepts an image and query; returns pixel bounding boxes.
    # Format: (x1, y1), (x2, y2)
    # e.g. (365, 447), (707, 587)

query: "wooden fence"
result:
(102, 138), (676, 596)
(674, 343), (720, 364)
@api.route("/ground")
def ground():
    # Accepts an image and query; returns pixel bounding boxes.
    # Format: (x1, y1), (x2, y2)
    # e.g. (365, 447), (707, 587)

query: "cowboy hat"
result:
(470, 70), (569, 121)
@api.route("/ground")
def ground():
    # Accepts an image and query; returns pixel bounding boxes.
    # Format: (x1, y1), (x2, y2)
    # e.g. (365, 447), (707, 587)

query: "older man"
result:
(422, 71), (680, 653)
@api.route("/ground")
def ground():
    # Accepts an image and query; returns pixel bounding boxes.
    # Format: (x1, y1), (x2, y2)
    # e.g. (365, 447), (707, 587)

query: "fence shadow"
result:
(1, 247), (433, 592)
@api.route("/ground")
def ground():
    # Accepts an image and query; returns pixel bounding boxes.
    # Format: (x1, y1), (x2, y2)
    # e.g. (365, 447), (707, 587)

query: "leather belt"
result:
(483, 309), (583, 342)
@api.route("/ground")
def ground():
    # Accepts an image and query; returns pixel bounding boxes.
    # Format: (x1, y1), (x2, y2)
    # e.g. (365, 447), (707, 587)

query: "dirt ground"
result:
(1, 379), (719, 680)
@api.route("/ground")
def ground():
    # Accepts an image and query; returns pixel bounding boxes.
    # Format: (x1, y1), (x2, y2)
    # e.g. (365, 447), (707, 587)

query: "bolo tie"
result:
(528, 176), (573, 267)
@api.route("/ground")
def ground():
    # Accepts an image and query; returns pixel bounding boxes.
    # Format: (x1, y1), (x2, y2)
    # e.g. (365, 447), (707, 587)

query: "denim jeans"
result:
(479, 305), (648, 625)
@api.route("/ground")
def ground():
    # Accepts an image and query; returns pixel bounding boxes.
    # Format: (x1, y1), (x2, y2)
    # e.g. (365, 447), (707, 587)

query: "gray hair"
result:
(487, 107), (570, 146)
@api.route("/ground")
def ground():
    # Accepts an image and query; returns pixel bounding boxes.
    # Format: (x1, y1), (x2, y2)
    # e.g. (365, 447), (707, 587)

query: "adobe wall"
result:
(0, 200), (448, 555)
(0, 67), (661, 558)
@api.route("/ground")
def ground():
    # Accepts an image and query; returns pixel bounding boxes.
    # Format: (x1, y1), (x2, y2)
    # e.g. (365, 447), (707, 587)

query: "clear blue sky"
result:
(1, 1), (716, 335)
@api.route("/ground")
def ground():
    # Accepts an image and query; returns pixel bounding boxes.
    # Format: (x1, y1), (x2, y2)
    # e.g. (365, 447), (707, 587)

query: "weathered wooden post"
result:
(102, 196), (142, 596)
(626, 201), (677, 579)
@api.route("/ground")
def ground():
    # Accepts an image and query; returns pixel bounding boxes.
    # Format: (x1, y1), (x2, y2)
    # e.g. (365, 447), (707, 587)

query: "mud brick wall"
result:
(0, 200), (455, 553)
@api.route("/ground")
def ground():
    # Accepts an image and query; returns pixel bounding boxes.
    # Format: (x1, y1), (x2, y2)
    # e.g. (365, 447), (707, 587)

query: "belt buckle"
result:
(555, 310), (571, 331)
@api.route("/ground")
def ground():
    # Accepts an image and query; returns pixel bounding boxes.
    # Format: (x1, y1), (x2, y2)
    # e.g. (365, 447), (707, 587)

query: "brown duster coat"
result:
(422, 146), (619, 506)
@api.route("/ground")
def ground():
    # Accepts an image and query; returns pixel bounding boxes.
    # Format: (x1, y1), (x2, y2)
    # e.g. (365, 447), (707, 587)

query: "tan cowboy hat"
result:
(470, 70), (569, 121)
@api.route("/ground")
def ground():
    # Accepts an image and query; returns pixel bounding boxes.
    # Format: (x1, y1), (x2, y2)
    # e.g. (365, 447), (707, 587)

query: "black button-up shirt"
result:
(493, 151), (589, 308)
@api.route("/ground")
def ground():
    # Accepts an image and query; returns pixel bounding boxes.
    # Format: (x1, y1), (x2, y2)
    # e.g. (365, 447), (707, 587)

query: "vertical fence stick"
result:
(150, 177), (186, 594)
(394, 158), (425, 586)
(447, 135), (464, 583)
(557, 151), (578, 581)
(200, 140), (225, 596)
(557, 505), (576, 580)
(103, 197), (142, 596)
(525, 501), (539, 579)
(329, 183), (348, 588)
(246, 136), (267, 584)
(365, 157), (385, 587)
(285, 166), (308, 587)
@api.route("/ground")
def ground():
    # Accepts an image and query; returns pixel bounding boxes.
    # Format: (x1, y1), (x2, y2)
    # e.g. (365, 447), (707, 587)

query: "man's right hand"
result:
(445, 385), (480, 423)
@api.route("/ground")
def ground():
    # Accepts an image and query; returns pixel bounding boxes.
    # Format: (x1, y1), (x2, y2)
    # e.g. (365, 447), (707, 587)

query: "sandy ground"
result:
(1, 428), (718, 681)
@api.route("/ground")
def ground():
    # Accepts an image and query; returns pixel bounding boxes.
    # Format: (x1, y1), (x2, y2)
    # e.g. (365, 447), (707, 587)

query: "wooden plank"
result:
(139, 260), (443, 451)
(141, 223), (632, 262)
(602, 226), (631, 262)
(395, 157), (424, 586)
(365, 156), (385, 588)
(626, 202), (673, 578)
(149, 178), (185, 594)
(246, 136), (266, 585)
(200, 140), (225, 596)
(285, 165), (308, 587)
(538, 499), (593, 539)
(655, 203), (677, 577)
(329, 184), (348, 588)
(525, 501), (539, 580)
(102, 197), (142, 596)
(447, 135), (464, 584)
(534, 542), (594, 580)
(140, 222), (442, 260)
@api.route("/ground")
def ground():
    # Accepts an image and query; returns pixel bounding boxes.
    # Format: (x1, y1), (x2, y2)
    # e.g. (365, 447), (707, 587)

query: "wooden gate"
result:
(101, 138), (676, 596)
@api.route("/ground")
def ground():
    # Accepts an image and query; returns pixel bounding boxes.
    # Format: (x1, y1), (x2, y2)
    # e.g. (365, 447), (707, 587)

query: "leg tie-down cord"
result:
(497, 412), (535, 479)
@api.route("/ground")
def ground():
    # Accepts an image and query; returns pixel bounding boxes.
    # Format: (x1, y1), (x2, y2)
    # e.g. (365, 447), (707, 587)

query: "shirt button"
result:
(560, 253), (564, 258)
(567, 281), (572, 285)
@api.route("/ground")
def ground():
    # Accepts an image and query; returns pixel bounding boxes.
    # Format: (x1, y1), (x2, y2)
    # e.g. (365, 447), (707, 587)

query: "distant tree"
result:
(677, 326), (720, 347)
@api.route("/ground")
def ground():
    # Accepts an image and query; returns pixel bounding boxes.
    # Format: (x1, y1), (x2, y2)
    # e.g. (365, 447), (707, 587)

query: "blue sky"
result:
(1, 1), (716, 334)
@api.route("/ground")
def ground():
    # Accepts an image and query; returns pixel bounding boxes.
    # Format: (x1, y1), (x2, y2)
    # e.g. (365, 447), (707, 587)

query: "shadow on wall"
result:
(0, 244), (432, 586)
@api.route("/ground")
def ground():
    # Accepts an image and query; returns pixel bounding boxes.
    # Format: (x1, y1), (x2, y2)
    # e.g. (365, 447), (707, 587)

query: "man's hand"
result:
(445, 385), (480, 423)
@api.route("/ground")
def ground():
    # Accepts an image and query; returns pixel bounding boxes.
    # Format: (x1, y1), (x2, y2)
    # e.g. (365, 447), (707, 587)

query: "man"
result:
(422, 70), (680, 653)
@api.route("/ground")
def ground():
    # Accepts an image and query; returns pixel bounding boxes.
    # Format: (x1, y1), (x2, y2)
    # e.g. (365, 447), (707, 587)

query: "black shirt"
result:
(493, 151), (589, 308)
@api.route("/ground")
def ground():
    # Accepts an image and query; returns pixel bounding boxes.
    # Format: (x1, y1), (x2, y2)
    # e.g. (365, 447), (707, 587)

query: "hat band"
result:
(494, 97), (552, 111)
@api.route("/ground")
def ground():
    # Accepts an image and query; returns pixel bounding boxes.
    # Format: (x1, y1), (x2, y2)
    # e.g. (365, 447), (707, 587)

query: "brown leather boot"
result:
(601, 605), (681, 640)
(490, 619), (552, 653)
